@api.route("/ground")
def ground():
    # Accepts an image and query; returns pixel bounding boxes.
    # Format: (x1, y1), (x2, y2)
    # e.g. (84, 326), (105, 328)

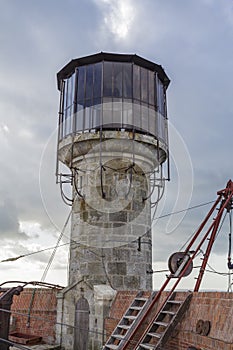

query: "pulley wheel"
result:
(196, 319), (204, 334)
(168, 252), (193, 277)
(202, 320), (211, 336)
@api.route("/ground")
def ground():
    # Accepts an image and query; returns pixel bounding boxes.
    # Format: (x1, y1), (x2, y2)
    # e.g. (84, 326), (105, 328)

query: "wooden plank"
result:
(74, 297), (89, 350)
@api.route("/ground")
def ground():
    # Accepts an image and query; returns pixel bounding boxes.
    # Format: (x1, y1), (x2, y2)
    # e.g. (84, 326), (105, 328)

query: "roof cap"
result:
(57, 52), (170, 90)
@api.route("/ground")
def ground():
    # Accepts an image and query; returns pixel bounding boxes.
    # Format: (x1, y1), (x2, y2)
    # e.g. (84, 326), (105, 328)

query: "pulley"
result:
(168, 252), (193, 277)
(196, 319), (211, 336)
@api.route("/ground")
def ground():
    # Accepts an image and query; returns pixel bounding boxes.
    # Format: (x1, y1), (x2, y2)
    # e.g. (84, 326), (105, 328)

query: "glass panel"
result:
(123, 63), (132, 99)
(133, 65), (140, 100)
(66, 76), (71, 108)
(86, 65), (93, 100)
(103, 62), (113, 97)
(65, 111), (72, 135)
(63, 80), (68, 112)
(113, 99), (122, 126)
(113, 62), (123, 98)
(76, 104), (84, 132)
(157, 78), (165, 116)
(60, 81), (66, 137)
(84, 104), (92, 131)
(66, 78), (71, 109)
(164, 118), (168, 146)
(133, 102), (141, 130)
(148, 71), (155, 106)
(103, 97), (113, 127)
(62, 75), (75, 137)
(158, 112), (165, 139)
(93, 63), (102, 98)
(72, 71), (78, 116)
(71, 74), (76, 106)
(148, 107), (156, 136)
(122, 100), (133, 127)
(141, 103), (149, 133)
(141, 67), (148, 103)
(77, 67), (85, 101)
(154, 73), (158, 109)
(92, 98), (101, 128)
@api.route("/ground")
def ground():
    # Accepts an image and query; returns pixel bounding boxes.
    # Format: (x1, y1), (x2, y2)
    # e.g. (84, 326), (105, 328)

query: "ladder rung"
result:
(124, 315), (137, 320)
(154, 321), (169, 327)
(112, 334), (125, 340)
(139, 343), (154, 350)
(167, 300), (182, 304)
(135, 297), (147, 302)
(147, 332), (161, 338)
(105, 345), (118, 350)
(130, 306), (143, 311)
(117, 324), (130, 330)
(161, 310), (176, 315)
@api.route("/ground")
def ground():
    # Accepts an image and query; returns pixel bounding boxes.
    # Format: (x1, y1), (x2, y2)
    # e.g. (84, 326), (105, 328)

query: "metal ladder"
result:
(136, 292), (193, 350)
(104, 291), (155, 350)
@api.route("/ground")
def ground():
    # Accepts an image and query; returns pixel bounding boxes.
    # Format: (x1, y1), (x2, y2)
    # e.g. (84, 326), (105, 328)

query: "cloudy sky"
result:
(0, 0), (233, 290)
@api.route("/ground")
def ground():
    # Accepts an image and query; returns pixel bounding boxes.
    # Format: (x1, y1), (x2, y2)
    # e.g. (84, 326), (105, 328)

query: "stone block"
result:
(94, 285), (116, 302)
(111, 275), (124, 289)
(124, 275), (140, 289)
(88, 262), (104, 275)
(113, 249), (130, 261)
(109, 211), (127, 223)
(107, 262), (127, 275)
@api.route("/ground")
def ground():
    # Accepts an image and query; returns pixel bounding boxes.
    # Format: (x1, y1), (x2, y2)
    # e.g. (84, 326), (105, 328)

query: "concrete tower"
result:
(55, 53), (170, 350)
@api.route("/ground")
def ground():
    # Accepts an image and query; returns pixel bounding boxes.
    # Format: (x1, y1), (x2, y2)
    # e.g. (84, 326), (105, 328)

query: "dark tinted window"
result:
(157, 77), (165, 116)
(85, 65), (93, 100)
(93, 63), (102, 98)
(133, 65), (140, 100)
(141, 67), (148, 103)
(59, 61), (167, 141)
(148, 71), (155, 106)
(123, 63), (132, 99)
(77, 67), (85, 102)
(113, 62), (123, 97)
(103, 62), (113, 97)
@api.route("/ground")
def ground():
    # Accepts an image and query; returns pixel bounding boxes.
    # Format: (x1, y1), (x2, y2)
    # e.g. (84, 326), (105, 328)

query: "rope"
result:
(41, 209), (72, 282)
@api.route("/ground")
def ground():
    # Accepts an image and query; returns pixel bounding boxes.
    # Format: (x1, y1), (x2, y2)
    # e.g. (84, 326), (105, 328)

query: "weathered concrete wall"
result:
(105, 291), (233, 350)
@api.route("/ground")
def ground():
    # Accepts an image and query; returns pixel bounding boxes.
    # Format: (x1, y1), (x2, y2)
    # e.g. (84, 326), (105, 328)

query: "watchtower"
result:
(56, 52), (170, 350)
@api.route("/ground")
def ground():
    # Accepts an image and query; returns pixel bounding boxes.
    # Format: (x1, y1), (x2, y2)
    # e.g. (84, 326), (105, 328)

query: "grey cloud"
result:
(0, 196), (29, 240)
(0, 0), (232, 284)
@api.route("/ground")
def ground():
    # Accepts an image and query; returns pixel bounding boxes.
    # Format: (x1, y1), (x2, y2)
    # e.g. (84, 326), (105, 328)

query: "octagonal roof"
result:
(57, 52), (170, 90)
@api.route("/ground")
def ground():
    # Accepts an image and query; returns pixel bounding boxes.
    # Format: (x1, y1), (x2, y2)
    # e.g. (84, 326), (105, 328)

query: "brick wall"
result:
(104, 291), (233, 350)
(10, 288), (58, 344)
(105, 291), (138, 338)
(165, 291), (233, 350)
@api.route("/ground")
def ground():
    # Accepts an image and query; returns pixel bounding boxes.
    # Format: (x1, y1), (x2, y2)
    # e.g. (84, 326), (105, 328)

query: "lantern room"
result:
(57, 52), (170, 147)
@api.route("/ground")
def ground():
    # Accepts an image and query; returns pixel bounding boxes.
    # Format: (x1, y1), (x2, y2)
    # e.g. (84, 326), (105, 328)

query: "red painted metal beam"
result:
(121, 180), (233, 350)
